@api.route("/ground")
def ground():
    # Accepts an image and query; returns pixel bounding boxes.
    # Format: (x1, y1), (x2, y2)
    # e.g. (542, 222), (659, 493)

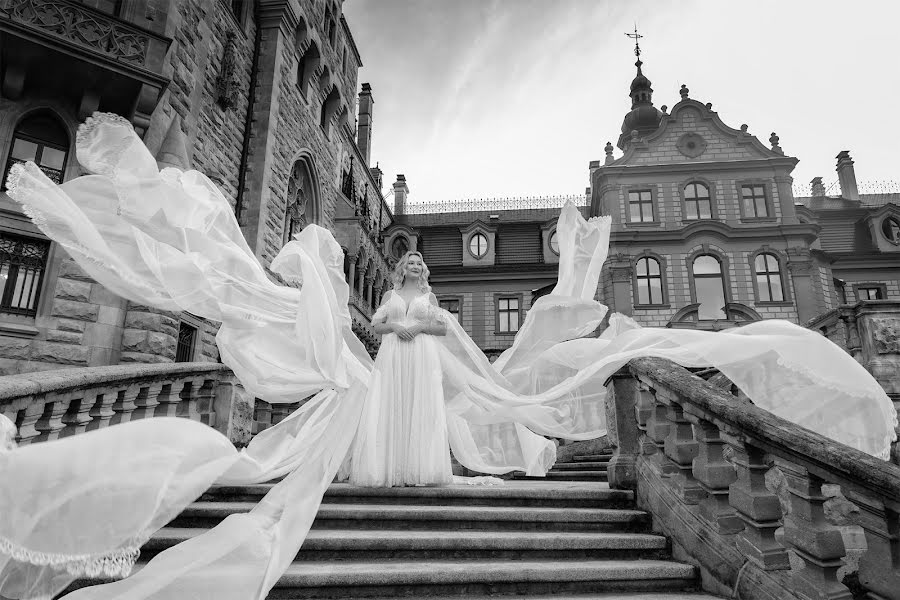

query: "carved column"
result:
(779, 462), (852, 600)
(725, 436), (790, 570)
(364, 277), (374, 309)
(373, 282), (383, 310)
(606, 371), (640, 490)
(347, 256), (358, 294)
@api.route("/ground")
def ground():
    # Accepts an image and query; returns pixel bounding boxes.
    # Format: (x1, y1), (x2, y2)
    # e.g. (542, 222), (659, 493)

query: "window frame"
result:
(467, 231), (489, 259)
(680, 179), (716, 221)
(687, 251), (732, 321)
(437, 296), (463, 323)
(548, 228), (560, 256)
(880, 215), (900, 245)
(494, 293), (523, 335)
(749, 250), (791, 305)
(0, 232), (52, 319)
(737, 180), (776, 221)
(3, 130), (70, 191)
(625, 187), (657, 225)
(175, 313), (203, 363)
(632, 253), (669, 308)
(853, 283), (887, 301)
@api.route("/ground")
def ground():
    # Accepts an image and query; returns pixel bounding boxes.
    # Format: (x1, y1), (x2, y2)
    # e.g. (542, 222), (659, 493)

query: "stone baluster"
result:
(14, 400), (42, 445)
(606, 371), (640, 489)
(634, 382), (656, 456)
(779, 462), (852, 599)
(155, 382), (180, 417)
(34, 397), (72, 442)
(643, 384), (676, 476)
(61, 394), (97, 437)
(725, 436), (790, 570)
(87, 392), (116, 431)
(661, 393), (705, 504)
(109, 386), (140, 425)
(132, 383), (162, 421)
(687, 414), (743, 534)
(195, 379), (217, 427)
(178, 380), (202, 421)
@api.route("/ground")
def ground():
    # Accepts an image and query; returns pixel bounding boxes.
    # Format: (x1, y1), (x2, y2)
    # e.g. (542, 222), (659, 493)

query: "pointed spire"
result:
(155, 115), (191, 171)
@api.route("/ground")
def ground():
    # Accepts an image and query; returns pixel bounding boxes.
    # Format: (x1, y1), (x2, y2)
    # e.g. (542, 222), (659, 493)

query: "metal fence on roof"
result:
(402, 194), (588, 215)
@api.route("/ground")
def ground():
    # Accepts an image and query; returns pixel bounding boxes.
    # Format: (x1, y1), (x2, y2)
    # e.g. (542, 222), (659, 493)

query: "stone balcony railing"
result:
(606, 357), (900, 600)
(0, 362), (300, 448)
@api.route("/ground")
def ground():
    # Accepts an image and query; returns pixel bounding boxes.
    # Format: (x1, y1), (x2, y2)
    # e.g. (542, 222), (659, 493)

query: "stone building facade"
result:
(0, 0), (393, 374)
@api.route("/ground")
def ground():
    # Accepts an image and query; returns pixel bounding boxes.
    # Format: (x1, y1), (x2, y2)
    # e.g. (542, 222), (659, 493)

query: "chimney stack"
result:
(810, 177), (825, 197)
(393, 174), (408, 215)
(835, 151), (859, 202)
(369, 164), (383, 192)
(357, 83), (374, 165)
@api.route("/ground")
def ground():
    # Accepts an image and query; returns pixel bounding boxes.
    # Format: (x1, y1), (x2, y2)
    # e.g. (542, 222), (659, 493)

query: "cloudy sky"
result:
(342, 0), (898, 205)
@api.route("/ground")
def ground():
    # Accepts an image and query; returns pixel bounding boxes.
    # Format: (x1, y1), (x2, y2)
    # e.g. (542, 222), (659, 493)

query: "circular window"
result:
(882, 216), (900, 245)
(548, 230), (559, 255)
(468, 232), (488, 258)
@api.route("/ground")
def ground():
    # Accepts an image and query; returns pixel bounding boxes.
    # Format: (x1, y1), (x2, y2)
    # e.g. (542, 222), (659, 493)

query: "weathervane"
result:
(625, 24), (643, 59)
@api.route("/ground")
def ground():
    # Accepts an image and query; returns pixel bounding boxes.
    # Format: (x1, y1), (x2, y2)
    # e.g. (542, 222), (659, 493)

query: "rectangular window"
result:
(439, 299), (460, 322)
(497, 297), (520, 333)
(175, 321), (198, 363)
(741, 185), (769, 218)
(628, 190), (654, 223)
(0, 233), (50, 317)
(857, 286), (884, 301)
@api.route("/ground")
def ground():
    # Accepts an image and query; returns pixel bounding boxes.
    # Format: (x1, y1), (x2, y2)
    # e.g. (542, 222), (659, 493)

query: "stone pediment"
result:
(613, 98), (784, 168)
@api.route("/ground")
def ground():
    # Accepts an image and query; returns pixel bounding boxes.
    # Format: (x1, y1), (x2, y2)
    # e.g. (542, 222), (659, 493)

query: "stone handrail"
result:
(0, 362), (280, 447)
(606, 357), (900, 600)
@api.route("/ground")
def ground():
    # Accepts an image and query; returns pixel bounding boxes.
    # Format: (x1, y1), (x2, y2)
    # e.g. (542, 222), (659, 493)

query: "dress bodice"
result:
(378, 290), (431, 324)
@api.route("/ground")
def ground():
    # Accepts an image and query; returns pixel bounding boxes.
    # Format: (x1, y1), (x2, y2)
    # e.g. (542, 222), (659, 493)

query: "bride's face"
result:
(404, 254), (424, 280)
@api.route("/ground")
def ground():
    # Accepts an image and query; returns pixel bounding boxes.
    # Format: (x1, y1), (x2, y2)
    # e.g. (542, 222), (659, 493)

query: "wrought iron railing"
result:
(402, 194), (587, 215)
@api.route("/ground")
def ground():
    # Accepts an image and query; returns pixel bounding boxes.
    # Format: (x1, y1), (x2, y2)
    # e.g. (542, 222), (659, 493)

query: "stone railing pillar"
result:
(606, 371), (640, 489)
(213, 374), (254, 447)
(661, 394), (704, 504)
(688, 416), (742, 534)
(644, 386), (676, 476)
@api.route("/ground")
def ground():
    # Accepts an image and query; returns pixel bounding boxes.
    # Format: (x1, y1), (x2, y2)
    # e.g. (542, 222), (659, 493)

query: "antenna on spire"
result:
(625, 24), (643, 59)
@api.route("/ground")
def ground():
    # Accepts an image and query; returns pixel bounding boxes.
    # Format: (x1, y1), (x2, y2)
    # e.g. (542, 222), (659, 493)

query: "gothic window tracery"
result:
(283, 159), (315, 246)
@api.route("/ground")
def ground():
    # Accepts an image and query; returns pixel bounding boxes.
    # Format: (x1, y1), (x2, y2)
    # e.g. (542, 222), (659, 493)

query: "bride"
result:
(0, 113), (895, 600)
(350, 251), (453, 487)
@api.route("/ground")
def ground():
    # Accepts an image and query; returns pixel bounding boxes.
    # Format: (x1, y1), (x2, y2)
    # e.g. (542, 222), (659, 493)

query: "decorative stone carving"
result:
(870, 317), (900, 354)
(215, 32), (240, 110)
(676, 132), (707, 158)
(1, 0), (150, 65)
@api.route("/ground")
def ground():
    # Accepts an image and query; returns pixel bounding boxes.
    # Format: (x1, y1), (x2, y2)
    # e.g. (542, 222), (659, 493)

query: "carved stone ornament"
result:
(676, 132), (707, 158)
(215, 32), (240, 110)
(870, 316), (900, 354)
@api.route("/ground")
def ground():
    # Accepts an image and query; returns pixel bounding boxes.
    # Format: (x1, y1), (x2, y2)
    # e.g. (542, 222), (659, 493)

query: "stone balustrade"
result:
(0, 363), (258, 447)
(607, 357), (900, 600)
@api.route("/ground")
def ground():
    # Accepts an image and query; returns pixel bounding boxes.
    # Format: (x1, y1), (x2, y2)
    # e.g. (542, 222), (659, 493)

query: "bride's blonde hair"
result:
(391, 251), (431, 293)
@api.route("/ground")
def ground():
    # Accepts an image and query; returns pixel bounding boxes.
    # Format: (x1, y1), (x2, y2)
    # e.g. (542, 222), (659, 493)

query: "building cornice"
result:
(339, 15), (363, 67)
(610, 221), (820, 245)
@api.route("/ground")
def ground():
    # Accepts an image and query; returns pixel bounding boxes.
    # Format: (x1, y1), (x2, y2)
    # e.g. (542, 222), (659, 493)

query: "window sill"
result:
(634, 304), (671, 310)
(624, 221), (661, 227)
(0, 320), (39, 338)
(755, 300), (793, 307)
(681, 218), (717, 223)
(494, 331), (519, 336)
(739, 217), (777, 224)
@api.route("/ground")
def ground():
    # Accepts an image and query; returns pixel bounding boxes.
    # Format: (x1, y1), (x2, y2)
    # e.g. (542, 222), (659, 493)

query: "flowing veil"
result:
(0, 114), (895, 600)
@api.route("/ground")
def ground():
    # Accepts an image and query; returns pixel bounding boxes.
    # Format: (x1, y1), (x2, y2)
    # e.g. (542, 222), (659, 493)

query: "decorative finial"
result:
(679, 84), (689, 100)
(705, 102), (712, 110)
(630, 130), (639, 141)
(769, 132), (782, 154)
(661, 105), (668, 114)
(625, 24), (643, 59)
(740, 124), (748, 133)
(604, 141), (614, 165)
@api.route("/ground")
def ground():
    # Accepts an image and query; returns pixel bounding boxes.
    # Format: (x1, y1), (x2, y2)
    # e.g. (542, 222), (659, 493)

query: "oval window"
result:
(469, 232), (488, 258)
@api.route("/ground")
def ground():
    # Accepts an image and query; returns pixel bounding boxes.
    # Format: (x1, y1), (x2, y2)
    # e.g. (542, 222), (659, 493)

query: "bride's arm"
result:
(420, 293), (447, 337)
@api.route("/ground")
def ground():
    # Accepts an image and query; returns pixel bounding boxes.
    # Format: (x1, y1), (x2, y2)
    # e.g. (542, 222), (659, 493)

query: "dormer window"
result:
(882, 216), (900, 245)
(468, 232), (488, 258)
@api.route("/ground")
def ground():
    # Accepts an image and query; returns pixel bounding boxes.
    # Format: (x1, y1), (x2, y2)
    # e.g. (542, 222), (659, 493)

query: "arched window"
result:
(692, 255), (727, 320)
(882, 216), (900, 245)
(320, 86), (340, 134)
(635, 257), (663, 305)
(468, 232), (488, 258)
(296, 42), (321, 97)
(391, 236), (409, 259)
(683, 182), (712, 219)
(3, 112), (69, 189)
(283, 159), (317, 245)
(754, 253), (784, 302)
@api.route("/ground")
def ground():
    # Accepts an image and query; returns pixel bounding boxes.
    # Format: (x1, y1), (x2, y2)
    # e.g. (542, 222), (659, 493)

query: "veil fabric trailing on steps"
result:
(0, 114), (895, 600)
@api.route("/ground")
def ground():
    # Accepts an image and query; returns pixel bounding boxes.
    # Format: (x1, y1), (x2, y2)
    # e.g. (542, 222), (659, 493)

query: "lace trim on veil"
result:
(0, 534), (143, 578)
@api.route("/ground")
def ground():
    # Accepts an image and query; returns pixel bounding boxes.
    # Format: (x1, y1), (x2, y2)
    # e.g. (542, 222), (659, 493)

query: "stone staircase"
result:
(512, 451), (612, 482)
(131, 479), (718, 598)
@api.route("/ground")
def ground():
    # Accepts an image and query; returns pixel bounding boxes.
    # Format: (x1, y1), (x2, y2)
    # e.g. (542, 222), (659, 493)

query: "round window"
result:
(468, 232), (488, 258)
(882, 216), (900, 245)
(549, 230), (559, 255)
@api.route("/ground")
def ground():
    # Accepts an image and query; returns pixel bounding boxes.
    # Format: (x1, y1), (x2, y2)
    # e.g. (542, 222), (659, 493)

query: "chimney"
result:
(357, 83), (374, 165)
(810, 177), (825, 197)
(835, 150), (859, 201)
(369, 164), (383, 192)
(393, 174), (408, 215)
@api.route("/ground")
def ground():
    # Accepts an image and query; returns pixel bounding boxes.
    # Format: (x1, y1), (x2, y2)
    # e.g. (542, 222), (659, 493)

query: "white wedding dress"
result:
(349, 290), (452, 487)
(0, 113), (895, 600)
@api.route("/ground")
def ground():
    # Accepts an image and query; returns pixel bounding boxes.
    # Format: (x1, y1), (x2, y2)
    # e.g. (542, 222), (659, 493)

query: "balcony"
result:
(0, 0), (172, 133)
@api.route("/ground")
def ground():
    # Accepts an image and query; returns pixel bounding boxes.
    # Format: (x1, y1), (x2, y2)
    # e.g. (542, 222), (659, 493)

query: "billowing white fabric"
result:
(0, 113), (895, 600)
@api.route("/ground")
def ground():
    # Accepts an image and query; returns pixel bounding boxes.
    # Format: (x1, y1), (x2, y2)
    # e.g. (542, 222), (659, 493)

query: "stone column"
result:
(364, 277), (374, 309)
(347, 256), (357, 294)
(372, 282), (383, 310)
(774, 175), (799, 224)
(787, 249), (817, 324)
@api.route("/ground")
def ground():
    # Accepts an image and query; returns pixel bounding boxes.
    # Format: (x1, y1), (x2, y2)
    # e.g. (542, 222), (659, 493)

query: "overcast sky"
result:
(341, 0), (899, 204)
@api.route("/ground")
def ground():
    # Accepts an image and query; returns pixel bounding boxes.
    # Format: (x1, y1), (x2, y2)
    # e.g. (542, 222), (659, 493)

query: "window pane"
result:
(636, 258), (648, 277)
(695, 183), (709, 198)
(755, 197), (768, 217)
(39, 146), (66, 170)
(11, 138), (38, 161)
(685, 200), (698, 220)
(698, 199), (712, 219)
(769, 276), (783, 301)
(549, 230), (559, 254)
(637, 282), (650, 305)
(757, 274), (772, 302)
(693, 255), (721, 275)
(695, 276), (727, 320)
(648, 277), (663, 304)
(629, 200), (642, 222)
(684, 184), (696, 199)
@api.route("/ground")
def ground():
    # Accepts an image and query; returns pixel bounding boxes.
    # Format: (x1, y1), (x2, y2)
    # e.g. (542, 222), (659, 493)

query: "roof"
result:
(795, 193), (900, 210)
(396, 205), (590, 228)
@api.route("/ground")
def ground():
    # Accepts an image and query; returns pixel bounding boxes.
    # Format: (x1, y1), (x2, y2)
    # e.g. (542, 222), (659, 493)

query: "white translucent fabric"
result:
(0, 113), (895, 600)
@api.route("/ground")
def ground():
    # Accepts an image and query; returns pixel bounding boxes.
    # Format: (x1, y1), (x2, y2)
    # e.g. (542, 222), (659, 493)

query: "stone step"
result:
(573, 454), (615, 462)
(202, 481), (632, 509)
(145, 528), (670, 561)
(266, 559), (700, 598)
(169, 502), (651, 533)
(550, 461), (609, 471)
(336, 594), (720, 600)
(513, 471), (608, 482)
